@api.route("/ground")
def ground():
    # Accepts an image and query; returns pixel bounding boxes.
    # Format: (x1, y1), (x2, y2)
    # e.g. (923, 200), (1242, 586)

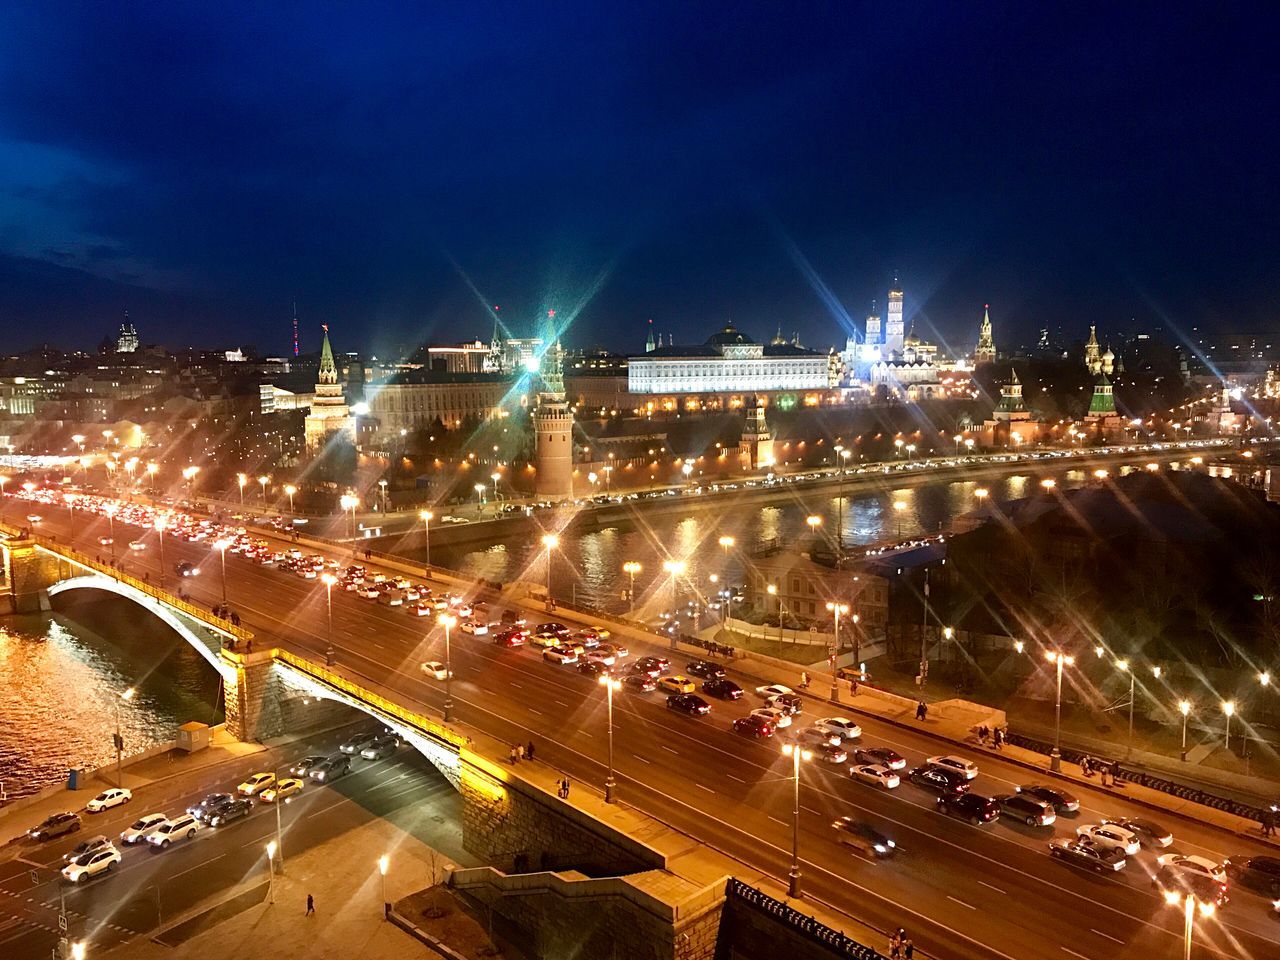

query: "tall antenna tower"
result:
(292, 300), (300, 357)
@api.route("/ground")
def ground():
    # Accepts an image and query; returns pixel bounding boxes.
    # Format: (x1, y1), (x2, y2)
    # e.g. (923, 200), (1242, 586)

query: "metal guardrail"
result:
(725, 879), (886, 960)
(2, 520), (253, 642)
(1002, 732), (1272, 823)
(274, 649), (469, 751)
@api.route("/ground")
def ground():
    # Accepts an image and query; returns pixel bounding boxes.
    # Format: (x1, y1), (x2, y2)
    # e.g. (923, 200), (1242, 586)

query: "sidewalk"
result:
(112, 816), (446, 960)
(0, 728), (264, 853)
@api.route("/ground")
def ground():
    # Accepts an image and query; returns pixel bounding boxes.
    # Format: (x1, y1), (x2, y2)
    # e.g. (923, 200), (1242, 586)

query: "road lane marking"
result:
(947, 895), (975, 910)
(695, 784), (715, 793)
(554, 699), (569, 707)
(1090, 930), (1123, 944)
(726, 774), (744, 782)
(660, 745), (678, 754)
(578, 731), (593, 738)
(509, 682), (523, 689)
(802, 805), (821, 816)
(633, 754), (651, 764)
(528, 708), (543, 716)
(768, 815), (787, 825)
(1062, 950), (1091, 959)
(978, 880), (1005, 894)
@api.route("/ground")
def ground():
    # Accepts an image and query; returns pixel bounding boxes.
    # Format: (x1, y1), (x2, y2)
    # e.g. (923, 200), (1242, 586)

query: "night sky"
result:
(0, 3), (1276, 358)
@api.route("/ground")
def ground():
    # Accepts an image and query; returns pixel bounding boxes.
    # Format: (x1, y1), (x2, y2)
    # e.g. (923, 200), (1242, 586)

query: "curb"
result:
(388, 904), (475, 960)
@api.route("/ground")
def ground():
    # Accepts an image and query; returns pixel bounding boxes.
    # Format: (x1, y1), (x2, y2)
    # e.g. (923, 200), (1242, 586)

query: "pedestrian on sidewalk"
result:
(306, 894), (315, 916)
(526, 741), (535, 761)
(915, 700), (928, 721)
(517, 743), (525, 762)
(1080, 755), (1091, 777)
(1100, 763), (1110, 787)
(849, 678), (859, 697)
(902, 938), (914, 959)
(992, 726), (1003, 750)
(977, 724), (989, 746)
(509, 746), (519, 765)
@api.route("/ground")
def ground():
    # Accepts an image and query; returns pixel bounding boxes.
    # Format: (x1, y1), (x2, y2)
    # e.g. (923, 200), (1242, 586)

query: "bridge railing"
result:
(275, 649), (469, 751)
(2, 521), (253, 643)
(725, 879), (886, 960)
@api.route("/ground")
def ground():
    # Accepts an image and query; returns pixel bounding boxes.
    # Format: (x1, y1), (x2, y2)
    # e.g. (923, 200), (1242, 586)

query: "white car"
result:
(146, 814), (200, 848)
(755, 684), (793, 700)
(926, 755), (979, 780)
(421, 660), (451, 680)
(814, 717), (862, 740)
(120, 812), (168, 845)
(359, 587), (381, 599)
(237, 772), (275, 796)
(543, 646), (578, 665)
(297, 567), (318, 579)
(61, 845), (122, 883)
(792, 726), (842, 748)
(86, 787), (132, 813)
(751, 707), (792, 729)
(585, 649), (616, 666)
(460, 620), (489, 635)
(393, 577), (412, 590)
(128, 540), (146, 551)
(1077, 823), (1140, 856)
(1156, 853), (1227, 884)
(849, 763), (900, 789)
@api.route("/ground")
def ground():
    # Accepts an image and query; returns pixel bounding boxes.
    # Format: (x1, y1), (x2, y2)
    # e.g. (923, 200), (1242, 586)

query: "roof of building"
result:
(381, 370), (515, 386)
(705, 322), (755, 346)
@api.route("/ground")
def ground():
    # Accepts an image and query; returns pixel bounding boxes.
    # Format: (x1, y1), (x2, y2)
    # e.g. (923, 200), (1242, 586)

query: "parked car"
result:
(926, 755), (979, 780)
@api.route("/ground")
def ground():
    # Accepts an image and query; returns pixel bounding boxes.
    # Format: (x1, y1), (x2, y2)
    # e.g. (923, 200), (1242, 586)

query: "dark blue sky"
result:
(1, 3), (1276, 358)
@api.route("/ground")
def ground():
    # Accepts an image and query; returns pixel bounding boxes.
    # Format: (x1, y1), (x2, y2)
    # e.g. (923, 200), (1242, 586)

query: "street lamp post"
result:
(1164, 890), (1214, 960)
(340, 494), (359, 558)
(237, 473), (247, 508)
(266, 841), (277, 904)
(623, 561), (641, 612)
(835, 448), (851, 562)
(115, 687), (135, 787)
(1222, 700), (1235, 751)
(540, 534), (559, 603)
(215, 539), (230, 605)
(154, 516), (168, 591)
(258, 475), (269, 510)
(379, 854), (390, 919)
(599, 676), (621, 802)
(767, 584), (781, 655)
(826, 601), (847, 701)
(147, 462), (157, 491)
(420, 510), (433, 569)
(379, 479), (389, 514)
(1179, 699), (1191, 761)
(892, 499), (907, 539)
(104, 504), (117, 559)
(490, 472), (501, 503)
(321, 573), (336, 665)
(284, 484), (297, 514)
(473, 482), (486, 512)
(781, 743), (811, 898)
(1116, 659), (1136, 759)
(440, 614), (457, 722)
(1045, 651), (1074, 771)
(662, 559), (686, 648)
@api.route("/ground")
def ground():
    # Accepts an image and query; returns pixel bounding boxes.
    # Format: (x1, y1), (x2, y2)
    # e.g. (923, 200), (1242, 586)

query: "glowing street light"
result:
(541, 534), (559, 601)
(599, 675), (622, 802)
(103, 503), (118, 559)
(340, 494), (359, 557)
(1163, 889), (1215, 960)
(237, 473), (247, 507)
(266, 841), (277, 903)
(1040, 478), (1056, 490)
(474, 482), (486, 511)
(419, 510), (433, 568)
(826, 602), (848, 701)
(154, 515), (169, 590)
(974, 487), (989, 504)
(1179, 699), (1192, 762)
(439, 613), (457, 722)
(214, 538), (231, 604)
(662, 558), (687, 647)
(146, 462), (158, 490)
(781, 743), (812, 898)
(321, 572), (337, 665)
(1222, 700), (1236, 750)
(1044, 651), (1075, 771)
(258, 475), (269, 509)
(892, 500), (906, 538)
(622, 561), (641, 612)
(379, 854), (390, 918)
(284, 484), (297, 514)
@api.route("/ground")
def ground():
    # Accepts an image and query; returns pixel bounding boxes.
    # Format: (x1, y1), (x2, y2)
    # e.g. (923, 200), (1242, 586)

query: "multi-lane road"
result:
(0, 724), (461, 958)
(10, 496), (1280, 960)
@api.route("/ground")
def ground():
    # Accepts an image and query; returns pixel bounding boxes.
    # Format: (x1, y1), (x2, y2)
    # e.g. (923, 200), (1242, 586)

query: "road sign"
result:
(29, 869), (38, 886)
(58, 914), (67, 932)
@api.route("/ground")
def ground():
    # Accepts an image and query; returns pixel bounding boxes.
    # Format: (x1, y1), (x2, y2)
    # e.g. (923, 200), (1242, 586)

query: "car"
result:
(1048, 838), (1126, 873)
(308, 755), (352, 782)
(128, 540), (146, 551)
(598, 642), (628, 659)
(535, 622), (570, 637)
(926, 755), (978, 780)
(530, 631), (563, 648)
(146, 814), (200, 848)
(408, 602), (434, 617)
(577, 660), (612, 679)
(767, 693), (803, 716)
(175, 560), (200, 577)
(1154, 864), (1229, 906)
(97, 536), (113, 546)
(460, 620), (489, 635)
(584, 648), (616, 666)
(392, 577), (412, 590)
(260, 778), (304, 803)
(207, 797), (254, 827)
(360, 734), (400, 760)
(1098, 816), (1171, 847)
(907, 765), (970, 795)
(666, 693), (711, 716)
(1017, 784), (1080, 814)
(850, 763), (900, 789)
(937, 792), (1000, 824)
(751, 707), (791, 728)
(1077, 824), (1140, 856)
(852, 747), (906, 770)
(632, 656), (669, 677)
(543, 645), (579, 665)
(992, 793), (1056, 826)
(686, 660), (725, 680)
(85, 788), (132, 813)
(623, 673), (657, 692)
(658, 675), (697, 694)
(62, 835), (112, 863)
(298, 567), (319, 580)
(589, 625), (612, 639)
(237, 772), (276, 796)
(814, 717), (862, 740)
(791, 726), (841, 749)
(420, 660), (451, 680)
(378, 590), (403, 605)
(813, 742), (849, 764)
(571, 629), (601, 648)
(831, 816), (896, 858)
(25, 513), (42, 523)
(340, 733), (379, 754)
(359, 586), (381, 600)
(120, 812), (168, 844)
(188, 793), (235, 822)
(732, 716), (775, 738)
(493, 628), (527, 647)
(290, 756), (328, 777)
(61, 845), (122, 883)
(755, 683), (793, 700)
(1225, 855), (1280, 897)
(700, 677), (743, 700)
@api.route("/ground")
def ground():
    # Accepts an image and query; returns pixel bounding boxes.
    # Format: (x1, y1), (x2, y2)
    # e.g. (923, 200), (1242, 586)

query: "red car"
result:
(732, 716), (774, 739)
(493, 629), (527, 647)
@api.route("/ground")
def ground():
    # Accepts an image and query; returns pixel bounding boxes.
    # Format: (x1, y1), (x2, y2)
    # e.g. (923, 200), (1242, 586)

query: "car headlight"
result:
(888, 840), (896, 847)
(874, 844), (886, 853)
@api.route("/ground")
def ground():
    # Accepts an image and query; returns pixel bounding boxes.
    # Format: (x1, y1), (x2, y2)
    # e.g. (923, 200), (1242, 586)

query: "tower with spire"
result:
(1084, 325), (1102, 374)
(884, 276), (905, 357)
(534, 314), (574, 500)
(304, 325), (356, 453)
(975, 305), (996, 365)
(292, 301), (300, 358)
(645, 319), (656, 354)
(116, 311), (139, 353)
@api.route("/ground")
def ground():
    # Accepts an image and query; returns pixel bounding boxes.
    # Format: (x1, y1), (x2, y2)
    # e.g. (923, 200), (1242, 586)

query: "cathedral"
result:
(841, 278), (943, 400)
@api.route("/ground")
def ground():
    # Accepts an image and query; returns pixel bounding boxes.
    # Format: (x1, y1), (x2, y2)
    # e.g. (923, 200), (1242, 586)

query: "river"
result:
(0, 597), (223, 803)
(418, 464), (1169, 611)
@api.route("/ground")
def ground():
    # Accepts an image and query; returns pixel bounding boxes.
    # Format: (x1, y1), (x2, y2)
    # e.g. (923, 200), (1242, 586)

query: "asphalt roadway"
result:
(0, 722), (460, 959)
(18, 501), (1280, 960)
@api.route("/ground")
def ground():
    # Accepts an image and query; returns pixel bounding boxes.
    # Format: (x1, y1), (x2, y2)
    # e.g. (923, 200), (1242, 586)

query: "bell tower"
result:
(534, 325), (574, 500)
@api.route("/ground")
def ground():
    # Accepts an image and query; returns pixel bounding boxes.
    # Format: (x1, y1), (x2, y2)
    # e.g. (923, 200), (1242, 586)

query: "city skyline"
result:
(1, 4), (1277, 356)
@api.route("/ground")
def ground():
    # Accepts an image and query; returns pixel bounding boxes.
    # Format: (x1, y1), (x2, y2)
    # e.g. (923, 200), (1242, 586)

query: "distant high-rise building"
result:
(116, 314), (139, 353)
(292, 302), (300, 358)
(975, 305), (996, 365)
